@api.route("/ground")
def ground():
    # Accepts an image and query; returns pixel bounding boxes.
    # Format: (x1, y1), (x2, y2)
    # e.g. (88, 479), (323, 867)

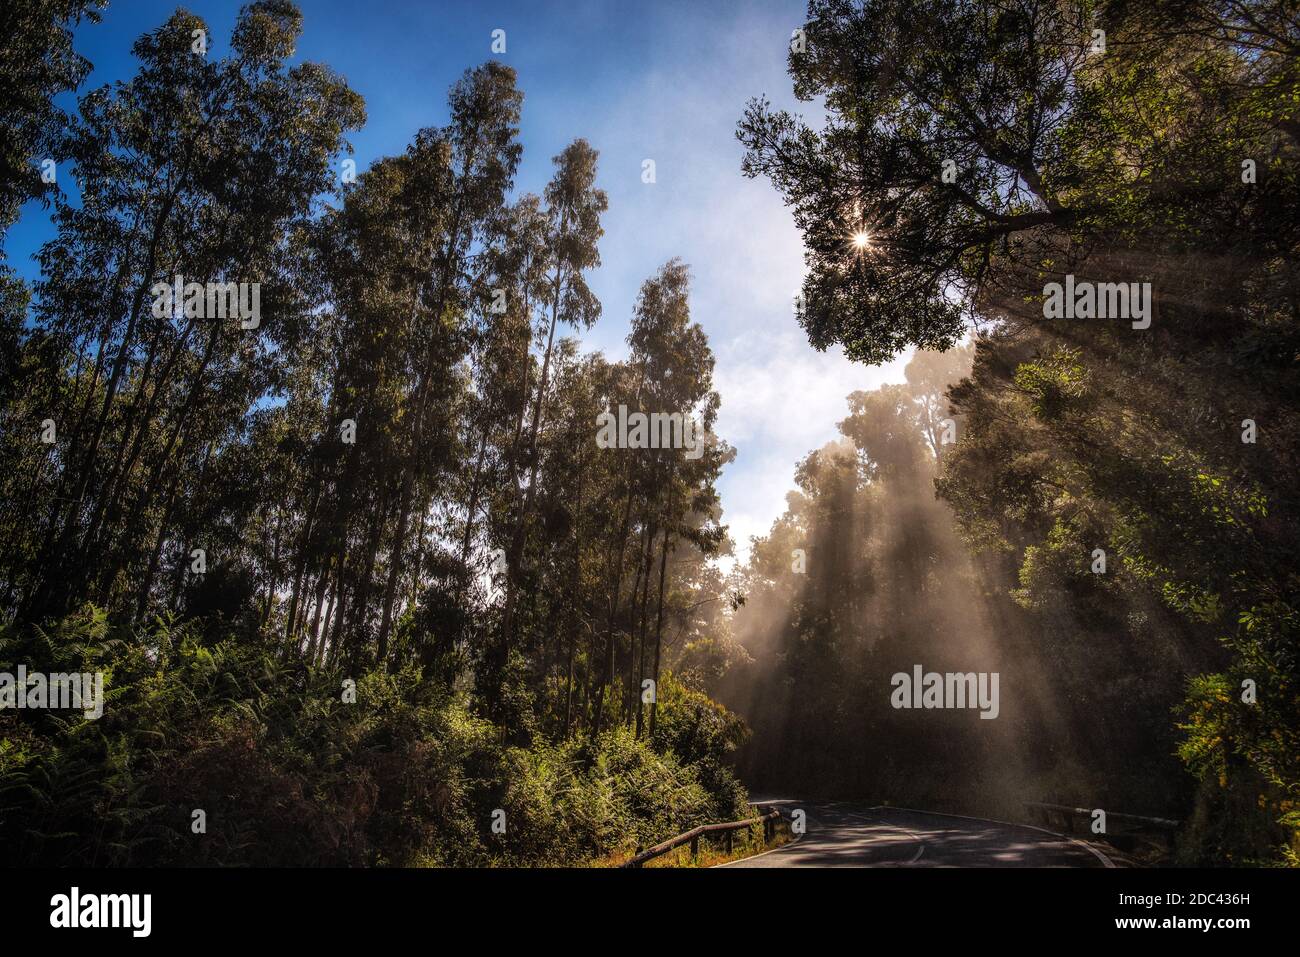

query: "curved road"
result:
(721, 801), (1113, 868)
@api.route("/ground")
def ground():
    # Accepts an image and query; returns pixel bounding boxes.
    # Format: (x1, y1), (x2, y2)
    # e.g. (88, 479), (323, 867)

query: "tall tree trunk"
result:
(285, 465), (325, 643)
(459, 428), (490, 566)
(91, 318), (221, 602)
(376, 465), (417, 663)
(634, 514), (660, 738)
(628, 519), (656, 726)
(328, 542), (350, 669)
(28, 179), (186, 619)
(260, 507), (284, 629)
(499, 264), (565, 657)
(135, 448), (188, 619)
(649, 480), (675, 739)
(591, 467), (637, 738)
(353, 498), (387, 659)
(316, 582), (337, 668)
(305, 562), (330, 662)
(563, 438), (585, 739)
(376, 204), (467, 658)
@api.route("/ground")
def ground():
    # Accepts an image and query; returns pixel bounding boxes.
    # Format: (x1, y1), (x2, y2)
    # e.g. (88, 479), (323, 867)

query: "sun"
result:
(851, 230), (871, 251)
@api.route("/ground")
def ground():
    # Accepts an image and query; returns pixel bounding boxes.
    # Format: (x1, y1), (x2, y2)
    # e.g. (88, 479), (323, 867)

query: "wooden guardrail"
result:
(1024, 802), (1180, 829)
(1024, 801), (1180, 854)
(621, 805), (785, 867)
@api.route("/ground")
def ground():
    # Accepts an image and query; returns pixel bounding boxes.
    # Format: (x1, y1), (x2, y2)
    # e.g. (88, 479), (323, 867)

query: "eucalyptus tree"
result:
(498, 139), (607, 665)
(626, 260), (727, 736)
(372, 62), (524, 662)
(290, 148), (452, 665)
(0, 0), (99, 545)
(586, 260), (728, 737)
(14, 3), (364, 622)
(457, 195), (547, 580)
(0, 0), (101, 240)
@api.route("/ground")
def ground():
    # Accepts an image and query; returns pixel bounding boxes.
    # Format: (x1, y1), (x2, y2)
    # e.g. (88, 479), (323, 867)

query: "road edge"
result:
(859, 803), (1117, 868)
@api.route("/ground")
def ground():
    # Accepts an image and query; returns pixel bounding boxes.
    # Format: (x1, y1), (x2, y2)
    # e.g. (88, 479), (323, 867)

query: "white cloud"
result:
(714, 339), (910, 566)
(552, 2), (912, 567)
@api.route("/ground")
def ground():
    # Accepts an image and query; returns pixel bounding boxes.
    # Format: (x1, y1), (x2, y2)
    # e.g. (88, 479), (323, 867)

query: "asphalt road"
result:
(720, 801), (1114, 868)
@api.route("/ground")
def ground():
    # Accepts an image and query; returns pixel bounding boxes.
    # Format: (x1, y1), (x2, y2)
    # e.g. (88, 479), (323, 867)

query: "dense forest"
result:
(0, 1), (746, 866)
(723, 0), (1299, 865)
(0, 0), (1296, 869)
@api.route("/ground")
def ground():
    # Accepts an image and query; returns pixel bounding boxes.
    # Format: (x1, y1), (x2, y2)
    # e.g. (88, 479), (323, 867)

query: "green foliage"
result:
(1013, 350), (1091, 421)
(0, 609), (749, 866)
(745, 0), (1300, 863)
(0, 0), (102, 237)
(0, 1), (748, 867)
(1177, 644), (1300, 865)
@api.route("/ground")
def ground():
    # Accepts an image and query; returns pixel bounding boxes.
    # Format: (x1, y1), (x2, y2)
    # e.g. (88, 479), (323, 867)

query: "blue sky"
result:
(5, 0), (911, 564)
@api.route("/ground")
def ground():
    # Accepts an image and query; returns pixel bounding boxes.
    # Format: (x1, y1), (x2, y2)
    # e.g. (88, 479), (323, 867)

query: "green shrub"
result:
(0, 608), (752, 866)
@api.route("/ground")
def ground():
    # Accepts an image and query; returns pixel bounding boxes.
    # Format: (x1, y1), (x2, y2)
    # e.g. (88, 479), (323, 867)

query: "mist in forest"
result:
(715, 345), (1175, 819)
(3, 0), (1297, 871)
